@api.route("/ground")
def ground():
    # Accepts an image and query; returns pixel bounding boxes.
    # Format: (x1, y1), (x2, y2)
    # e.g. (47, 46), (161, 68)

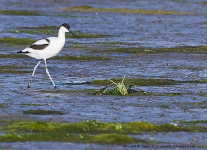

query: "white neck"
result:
(58, 26), (66, 39)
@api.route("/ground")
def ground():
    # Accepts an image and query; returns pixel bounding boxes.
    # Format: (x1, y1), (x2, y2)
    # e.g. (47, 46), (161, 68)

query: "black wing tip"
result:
(17, 51), (29, 54)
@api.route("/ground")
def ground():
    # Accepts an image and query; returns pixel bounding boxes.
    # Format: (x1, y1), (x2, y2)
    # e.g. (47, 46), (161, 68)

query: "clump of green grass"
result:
(60, 5), (198, 15)
(0, 10), (43, 16)
(0, 37), (36, 45)
(109, 75), (128, 95)
(52, 54), (109, 61)
(22, 109), (65, 115)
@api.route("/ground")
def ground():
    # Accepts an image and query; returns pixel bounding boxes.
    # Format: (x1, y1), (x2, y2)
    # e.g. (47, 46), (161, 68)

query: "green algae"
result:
(0, 103), (6, 108)
(0, 132), (142, 144)
(172, 120), (207, 125)
(8, 30), (57, 34)
(90, 78), (176, 86)
(20, 103), (42, 106)
(105, 46), (207, 54)
(22, 109), (65, 115)
(55, 13), (90, 18)
(52, 54), (109, 61)
(2, 120), (207, 143)
(0, 54), (29, 58)
(171, 66), (200, 70)
(0, 37), (36, 45)
(4, 120), (207, 134)
(0, 65), (32, 74)
(0, 10), (43, 16)
(60, 5), (198, 15)
(2, 120), (175, 133)
(15, 26), (58, 30)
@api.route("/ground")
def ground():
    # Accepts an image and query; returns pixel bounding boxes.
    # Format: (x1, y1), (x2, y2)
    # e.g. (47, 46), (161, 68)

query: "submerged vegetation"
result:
(60, 5), (198, 15)
(0, 65), (32, 74)
(104, 46), (207, 54)
(22, 109), (65, 115)
(52, 54), (109, 61)
(0, 37), (36, 45)
(0, 10), (43, 16)
(1, 120), (207, 143)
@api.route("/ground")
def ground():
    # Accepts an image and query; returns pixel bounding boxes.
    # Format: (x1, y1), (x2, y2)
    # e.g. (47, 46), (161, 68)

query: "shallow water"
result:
(1, 0), (207, 149)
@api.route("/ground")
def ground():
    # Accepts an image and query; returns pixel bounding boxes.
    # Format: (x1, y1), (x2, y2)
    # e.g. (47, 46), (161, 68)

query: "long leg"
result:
(28, 61), (41, 88)
(44, 58), (57, 89)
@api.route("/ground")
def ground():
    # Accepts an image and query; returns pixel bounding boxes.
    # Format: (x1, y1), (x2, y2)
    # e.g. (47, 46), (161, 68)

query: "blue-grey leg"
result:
(44, 58), (57, 89)
(28, 60), (41, 88)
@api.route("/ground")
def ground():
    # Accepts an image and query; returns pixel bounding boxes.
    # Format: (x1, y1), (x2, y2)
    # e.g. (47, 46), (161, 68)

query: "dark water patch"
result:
(60, 5), (199, 15)
(0, 10), (43, 16)
(22, 109), (65, 115)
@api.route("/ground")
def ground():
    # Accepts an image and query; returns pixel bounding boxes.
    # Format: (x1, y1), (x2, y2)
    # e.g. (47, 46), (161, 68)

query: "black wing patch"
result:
(29, 39), (50, 50)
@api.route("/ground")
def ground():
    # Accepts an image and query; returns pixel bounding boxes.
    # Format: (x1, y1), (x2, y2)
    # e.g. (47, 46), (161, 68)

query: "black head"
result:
(60, 23), (70, 31)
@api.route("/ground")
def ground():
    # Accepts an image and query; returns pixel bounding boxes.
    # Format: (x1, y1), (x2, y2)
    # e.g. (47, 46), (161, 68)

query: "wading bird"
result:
(17, 23), (78, 89)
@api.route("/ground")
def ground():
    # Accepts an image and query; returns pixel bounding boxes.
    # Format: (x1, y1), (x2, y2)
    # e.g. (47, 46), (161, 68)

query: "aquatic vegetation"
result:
(20, 103), (42, 106)
(0, 37), (36, 45)
(0, 103), (6, 108)
(15, 26), (58, 30)
(105, 46), (207, 54)
(0, 10), (43, 16)
(60, 5), (198, 15)
(55, 13), (89, 18)
(2, 120), (207, 143)
(8, 30), (57, 34)
(0, 70), (31, 74)
(0, 65), (32, 74)
(110, 75), (128, 96)
(91, 78), (176, 86)
(0, 54), (29, 58)
(22, 109), (65, 115)
(52, 54), (109, 61)
(172, 120), (207, 124)
(0, 132), (142, 143)
(171, 66), (200, 70)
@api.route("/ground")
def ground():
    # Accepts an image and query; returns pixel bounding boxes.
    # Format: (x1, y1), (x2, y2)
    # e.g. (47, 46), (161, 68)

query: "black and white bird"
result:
(17, 23), (78, 89)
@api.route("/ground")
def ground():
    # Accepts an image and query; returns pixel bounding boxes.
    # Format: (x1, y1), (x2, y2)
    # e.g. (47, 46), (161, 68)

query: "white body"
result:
(21, 26), (69, 60)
